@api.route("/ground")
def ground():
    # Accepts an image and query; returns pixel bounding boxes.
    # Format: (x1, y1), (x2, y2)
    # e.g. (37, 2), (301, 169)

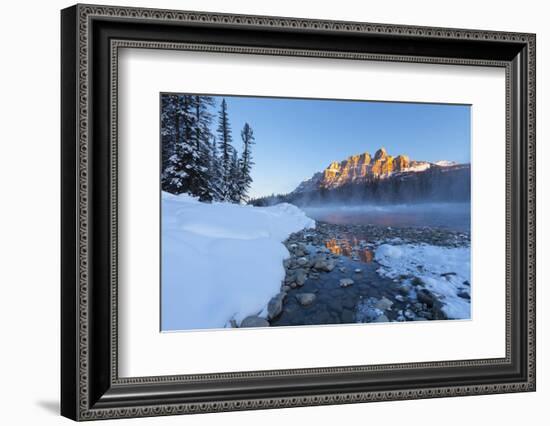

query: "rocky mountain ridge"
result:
(293, 147), (457, 194)
(250, 147), (470, 207)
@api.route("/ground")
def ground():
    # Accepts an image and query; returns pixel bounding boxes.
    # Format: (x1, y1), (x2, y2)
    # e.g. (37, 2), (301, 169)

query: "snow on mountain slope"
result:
(403, 162), (431, 173)
(161, 192), (315, 331)
(434, 160), (458, 167)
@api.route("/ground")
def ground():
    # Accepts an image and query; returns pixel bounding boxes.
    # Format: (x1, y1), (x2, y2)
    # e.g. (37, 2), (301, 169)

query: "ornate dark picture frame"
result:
(61, 4), (536, 421)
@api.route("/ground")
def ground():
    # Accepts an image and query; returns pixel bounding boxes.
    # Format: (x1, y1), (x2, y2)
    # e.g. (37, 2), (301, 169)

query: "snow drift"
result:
(374, 243), (471, 319)
(161, 192), (315, 331)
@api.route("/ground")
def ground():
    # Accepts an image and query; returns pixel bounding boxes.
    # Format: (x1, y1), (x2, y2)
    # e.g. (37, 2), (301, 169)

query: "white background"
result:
(119, 49), (505, 377)
(0, 0), (547, 425)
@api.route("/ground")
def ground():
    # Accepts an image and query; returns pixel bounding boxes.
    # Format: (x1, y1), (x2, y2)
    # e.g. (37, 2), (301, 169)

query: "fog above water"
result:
(302, 202), (471, 233)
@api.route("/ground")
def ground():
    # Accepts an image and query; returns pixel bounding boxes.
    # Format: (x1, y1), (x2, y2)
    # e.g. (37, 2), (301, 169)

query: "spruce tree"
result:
(208, 136), (224, 201)
(238, 123), (255, 202)
(216, 98), (233, 200)
(161, 95), (256, 204)
(160, 94), (178, 190)
(193, 95), (216, 201)
(228, 150), (242, 203)
(163, 95), (199, 195)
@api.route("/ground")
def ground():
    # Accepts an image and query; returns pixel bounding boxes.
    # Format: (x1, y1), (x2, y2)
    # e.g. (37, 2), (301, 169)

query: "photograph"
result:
(57, 4), (537, 420)
(160, 94), (472, 332)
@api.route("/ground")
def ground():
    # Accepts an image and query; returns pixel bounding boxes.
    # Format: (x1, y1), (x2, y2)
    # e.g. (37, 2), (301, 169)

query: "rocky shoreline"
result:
(238, 221), (471, 328)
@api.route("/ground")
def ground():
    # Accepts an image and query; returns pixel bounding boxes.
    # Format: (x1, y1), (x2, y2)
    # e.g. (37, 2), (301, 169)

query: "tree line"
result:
(249, 165), (471, 206)
(161, 94), (255, 203)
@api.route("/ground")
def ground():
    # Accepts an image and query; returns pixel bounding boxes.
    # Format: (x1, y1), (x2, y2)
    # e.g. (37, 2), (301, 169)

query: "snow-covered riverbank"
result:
(161, 193), (471, 330)
(161, 192), (315, 331)
(375, 243), (471, 319)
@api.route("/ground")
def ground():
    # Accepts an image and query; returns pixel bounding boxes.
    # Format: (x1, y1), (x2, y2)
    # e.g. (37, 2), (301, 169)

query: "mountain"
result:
(294, 148), (433, 192)
(250, 148), (470, 206)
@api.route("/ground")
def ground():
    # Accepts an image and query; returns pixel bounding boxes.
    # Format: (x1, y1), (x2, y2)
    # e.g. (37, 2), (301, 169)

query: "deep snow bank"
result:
(161, 192), (315, 331)
(374, 243), (471, 319)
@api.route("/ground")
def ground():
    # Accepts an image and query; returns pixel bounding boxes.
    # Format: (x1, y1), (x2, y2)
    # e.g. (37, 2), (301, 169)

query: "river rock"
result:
(267, 292), (286, 319)
(240, 316), (270, 328)
(313, 256), (335, 272)
(297, 257), (309, 267)
(373, 314), (390, 323)
(457, 291), (471, 300)
(295, 269), (307, 286)
(398, 286), (410, 295)
(404, 309), (415, 320)
(324, 260), (336, 272)
(416, 289), (437, 307)
(296, 293), (316, 306)
(375, 296), (394, 311)
(360, 306), (384, 322)
(339, 278), (354, 288)
(294, 243), (308, 257)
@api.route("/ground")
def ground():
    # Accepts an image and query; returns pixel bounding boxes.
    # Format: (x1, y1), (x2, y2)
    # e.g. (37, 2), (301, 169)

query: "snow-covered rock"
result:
(161, 192), (315, 331)
(374, 243), (471, 319)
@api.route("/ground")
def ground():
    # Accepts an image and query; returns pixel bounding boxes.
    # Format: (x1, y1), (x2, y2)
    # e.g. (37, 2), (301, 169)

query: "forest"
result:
(249, 164), (471, 207)
(161, 94), (255, 203)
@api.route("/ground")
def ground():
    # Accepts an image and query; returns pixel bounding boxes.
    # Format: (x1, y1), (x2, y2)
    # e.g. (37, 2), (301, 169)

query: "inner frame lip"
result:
(108, 38), (512, 385)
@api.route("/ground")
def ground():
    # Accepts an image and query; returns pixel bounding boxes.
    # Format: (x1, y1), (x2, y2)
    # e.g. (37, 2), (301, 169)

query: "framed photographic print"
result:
(61, 4), (536, 421)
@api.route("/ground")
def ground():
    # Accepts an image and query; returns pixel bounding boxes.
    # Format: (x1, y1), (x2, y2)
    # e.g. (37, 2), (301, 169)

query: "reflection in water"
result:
(325, 238), (373, 263)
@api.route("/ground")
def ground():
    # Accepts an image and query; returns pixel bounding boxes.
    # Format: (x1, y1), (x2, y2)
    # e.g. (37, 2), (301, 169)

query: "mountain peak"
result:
(374, 147), (388, 160)
(291, 147), (467, 195)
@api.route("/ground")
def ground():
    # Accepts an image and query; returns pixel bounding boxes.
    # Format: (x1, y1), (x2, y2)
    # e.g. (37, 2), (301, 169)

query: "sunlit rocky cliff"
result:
(250, 147), (470, 206)
(294, 148), (437, 193)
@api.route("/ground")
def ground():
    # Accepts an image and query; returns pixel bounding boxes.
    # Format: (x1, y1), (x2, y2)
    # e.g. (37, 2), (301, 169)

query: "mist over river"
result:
(302, 202), (471, 233)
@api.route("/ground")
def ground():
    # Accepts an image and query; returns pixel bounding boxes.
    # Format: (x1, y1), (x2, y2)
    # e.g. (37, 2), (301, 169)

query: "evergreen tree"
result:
(163, 95), (199, 195)
(161, 95), (256, 204)
(193, 95), (216, 201)
(227, 150), (242, 203)
(216, 98), (233, 200)
(160, 94), (178, 188)
(208, 136), (224, 201)
(238, 123), (255, 202)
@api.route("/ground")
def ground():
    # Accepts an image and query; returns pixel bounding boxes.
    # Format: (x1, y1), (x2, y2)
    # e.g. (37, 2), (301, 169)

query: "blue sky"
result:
(218, 95), (470, 198)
